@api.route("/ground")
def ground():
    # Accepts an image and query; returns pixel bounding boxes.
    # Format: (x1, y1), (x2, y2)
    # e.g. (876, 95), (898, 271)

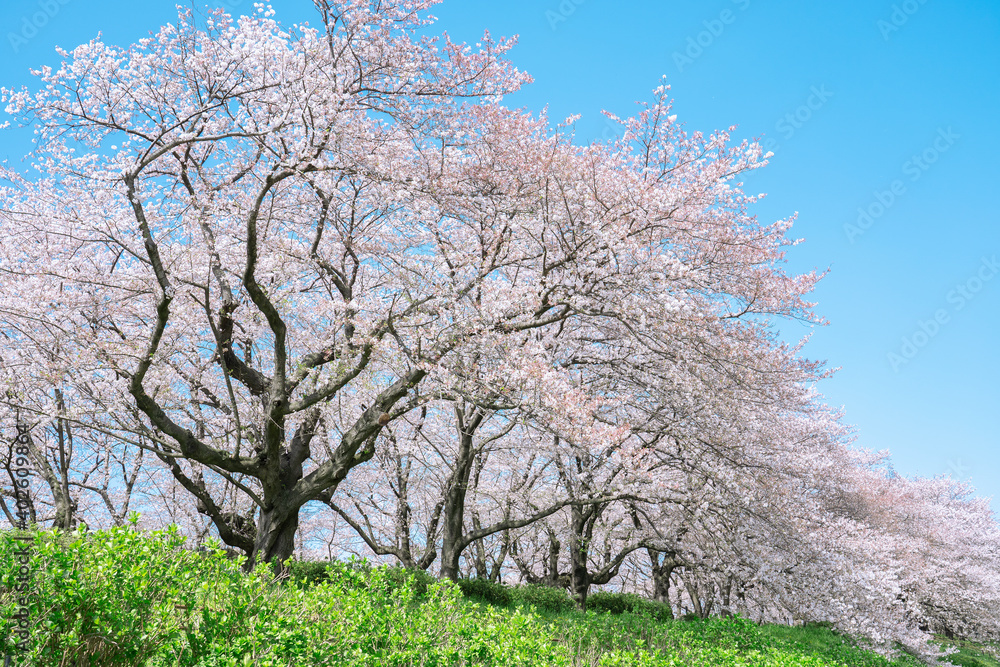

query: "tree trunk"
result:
(648, 548), (677, 618)
(683, 577), (714, 619)
(720, 576), (733, 617)
(439, 533), (463, 581)
(439, 404), (485, 580)
(568, 504), (592, 610)
(545, 530), (563, 587)
(652, 565), (672, 603)
(569, 550), (590, 610)
(17, 415), (75, 530)
(51, 392), (78, 530)
(249, 505), (299, 575)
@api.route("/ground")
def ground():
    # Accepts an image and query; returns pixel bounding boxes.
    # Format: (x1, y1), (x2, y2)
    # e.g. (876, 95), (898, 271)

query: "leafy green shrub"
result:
(0, 520), (261, 667)
(457, 577), (514, 607)
(637, 598), (675, 622)
(1, 527), (572, 666)
(383, 564), (438, 599)
(512, 582), (576, 613)
(285, 558), (436, 599)
(587, 591), (674, 621)
(587, 590), (633, 614)
(286, 558), (333, 587)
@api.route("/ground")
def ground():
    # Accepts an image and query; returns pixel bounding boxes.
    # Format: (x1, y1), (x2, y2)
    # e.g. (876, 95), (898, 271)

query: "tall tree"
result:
(0, 1), (562, 570)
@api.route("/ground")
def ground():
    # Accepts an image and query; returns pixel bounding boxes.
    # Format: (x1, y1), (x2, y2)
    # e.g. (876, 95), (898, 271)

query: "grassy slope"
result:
(924, 638), (1000, 667)
(0, 525), (995, 666)
(761, 624), (999, 667)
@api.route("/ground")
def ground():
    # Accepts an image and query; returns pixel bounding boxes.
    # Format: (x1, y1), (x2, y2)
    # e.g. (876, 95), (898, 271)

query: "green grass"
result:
(761, 623), (923, 667)
(930, 638), (1000, 667)
(0, 524), (988, 666)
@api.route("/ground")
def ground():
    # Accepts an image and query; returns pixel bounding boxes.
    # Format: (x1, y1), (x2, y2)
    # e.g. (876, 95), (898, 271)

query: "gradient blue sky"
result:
(2, 1), (998, 513)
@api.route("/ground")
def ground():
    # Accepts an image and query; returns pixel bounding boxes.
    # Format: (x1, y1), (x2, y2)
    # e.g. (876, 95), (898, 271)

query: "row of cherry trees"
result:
(0, 0), (997, 656)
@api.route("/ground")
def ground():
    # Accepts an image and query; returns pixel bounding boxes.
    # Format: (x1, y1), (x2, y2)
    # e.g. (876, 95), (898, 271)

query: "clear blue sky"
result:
(3, 0), (998, 513)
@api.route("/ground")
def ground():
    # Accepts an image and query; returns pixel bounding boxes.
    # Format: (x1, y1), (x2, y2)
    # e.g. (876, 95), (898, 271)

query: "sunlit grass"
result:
(0, 525), (986, 666)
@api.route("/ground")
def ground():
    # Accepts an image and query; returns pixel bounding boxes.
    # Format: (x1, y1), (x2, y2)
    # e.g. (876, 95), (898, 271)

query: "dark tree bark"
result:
(510, 529), (570, 588)
(553, 449), (652, 611)
(565, 503), (642, 611)
(439, 403), (487, 580)
(648, 548), (680, 612)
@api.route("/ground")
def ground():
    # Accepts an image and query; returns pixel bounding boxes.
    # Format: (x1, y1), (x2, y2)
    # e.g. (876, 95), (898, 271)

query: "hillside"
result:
(3, 525), (997, 667)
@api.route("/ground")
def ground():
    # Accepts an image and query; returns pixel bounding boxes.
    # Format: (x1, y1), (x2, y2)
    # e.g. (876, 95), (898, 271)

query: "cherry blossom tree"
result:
(1, 0), (794, 573)
(0, 0), (813, 576)
(3, 2), (997, 658)
(0, 0), (558, 570)
(0, 355), (149, 531)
